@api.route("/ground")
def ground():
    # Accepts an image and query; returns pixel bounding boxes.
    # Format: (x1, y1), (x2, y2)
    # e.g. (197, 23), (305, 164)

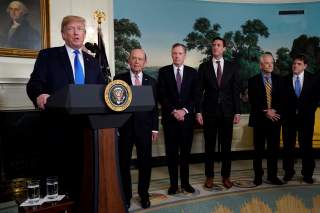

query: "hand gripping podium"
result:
(45, 84), (155, 213)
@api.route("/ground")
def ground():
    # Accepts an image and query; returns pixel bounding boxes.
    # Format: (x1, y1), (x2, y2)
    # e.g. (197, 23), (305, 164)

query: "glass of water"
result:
(46, 176), (58, 199)
(27, 179), (40, 203)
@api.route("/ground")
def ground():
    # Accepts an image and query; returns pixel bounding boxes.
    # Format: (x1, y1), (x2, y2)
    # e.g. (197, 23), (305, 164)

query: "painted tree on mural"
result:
(114, 18), (141, 74)
(290, 35), (320, 74)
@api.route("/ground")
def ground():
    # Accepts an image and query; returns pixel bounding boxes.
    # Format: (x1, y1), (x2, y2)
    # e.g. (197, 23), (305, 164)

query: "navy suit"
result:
(27, 46), (105, 105)
(26, 45), (105, 202)
(196, 59), (240, 178)
(113, 71), (158, 203)
(282, 71), (318, 179)
(157, 65), (198, 187)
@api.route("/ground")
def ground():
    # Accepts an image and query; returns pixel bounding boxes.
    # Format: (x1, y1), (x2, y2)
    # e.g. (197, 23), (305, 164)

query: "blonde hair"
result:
(61, 15), (86, 32)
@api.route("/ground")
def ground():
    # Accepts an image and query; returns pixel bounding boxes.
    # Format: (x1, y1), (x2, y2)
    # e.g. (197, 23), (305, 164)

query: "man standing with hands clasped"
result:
(158, 43), (198, 195)
(248, 53), (283, 186)
(196, 37), (240, 189)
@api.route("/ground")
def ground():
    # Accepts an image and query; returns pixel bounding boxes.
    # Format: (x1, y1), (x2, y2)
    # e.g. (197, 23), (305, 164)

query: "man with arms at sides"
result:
(158, 43), (198, 195)
(113, 49), (159, 209)
(282, 54), (318, 184)
(248, 53), (283, 186)
(196, 37), (240, 189)
(27, 15), (105, 203)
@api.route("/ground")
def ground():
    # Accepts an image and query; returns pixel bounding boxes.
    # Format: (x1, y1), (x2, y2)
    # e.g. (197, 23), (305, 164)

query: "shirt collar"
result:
(294, 71), (304, 79)
(65, 44), (82, 56)
(212, 57), (224, 64)
(173, 64), (184, 71)
(130, 70), (143, 78)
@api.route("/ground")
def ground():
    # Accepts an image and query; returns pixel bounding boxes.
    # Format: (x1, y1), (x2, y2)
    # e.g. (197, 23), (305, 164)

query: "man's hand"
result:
(196, 113), (203, 126)
(173, 109), (186, 121)
(233, 114), (241, 124)
(263, 109), (280, 122)
(152, 132), (159, 142)
(36, 94), (50, 110)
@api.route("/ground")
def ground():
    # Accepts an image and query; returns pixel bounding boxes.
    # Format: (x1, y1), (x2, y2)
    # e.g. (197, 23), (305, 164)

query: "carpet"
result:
(129, 161), (320, 212)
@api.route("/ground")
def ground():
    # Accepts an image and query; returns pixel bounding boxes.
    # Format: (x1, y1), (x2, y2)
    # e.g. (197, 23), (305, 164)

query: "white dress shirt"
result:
(212, 57), (224, 76)
(292, 71), (304, 90)
(65, 45), (85, 79)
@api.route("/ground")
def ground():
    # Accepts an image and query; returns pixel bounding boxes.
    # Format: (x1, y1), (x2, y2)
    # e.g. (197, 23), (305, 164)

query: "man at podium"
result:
(114, 48), (159, 209)
(26, 15), (105, 205)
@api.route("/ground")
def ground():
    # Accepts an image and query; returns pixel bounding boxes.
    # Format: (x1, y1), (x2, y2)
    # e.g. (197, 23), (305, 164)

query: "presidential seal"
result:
(104, 80), (132, 111)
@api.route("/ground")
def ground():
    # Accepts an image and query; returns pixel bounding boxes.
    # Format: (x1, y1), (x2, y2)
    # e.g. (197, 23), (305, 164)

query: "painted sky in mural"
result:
(115, 0), (320, 67)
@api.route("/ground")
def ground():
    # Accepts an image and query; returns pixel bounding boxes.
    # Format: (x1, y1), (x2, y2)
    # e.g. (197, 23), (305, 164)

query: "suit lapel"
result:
(59, 46), (74, 84)
(142, 73), (149, 85)
(300, 72), (310, 99)
(207, 61), (218, 88)
(168, 65), (180, 95)
(83, 52), (92, 84)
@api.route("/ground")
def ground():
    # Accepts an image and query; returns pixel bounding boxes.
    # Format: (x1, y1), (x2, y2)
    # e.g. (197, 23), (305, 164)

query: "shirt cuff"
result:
(182, 108), (189, 114)
(152, 130), (159, 133)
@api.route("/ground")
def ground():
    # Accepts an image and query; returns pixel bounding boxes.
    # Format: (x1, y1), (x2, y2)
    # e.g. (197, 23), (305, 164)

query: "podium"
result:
(45, 84), (155, 213)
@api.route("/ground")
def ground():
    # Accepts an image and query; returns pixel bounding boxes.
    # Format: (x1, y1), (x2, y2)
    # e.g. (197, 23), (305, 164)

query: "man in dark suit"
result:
(158, 43), (198, 195)
(196, 37), (240, 189)
(114, 48), (159, 209)
(282, 54), (318, 184)
(248, 53), (283, 186)
(26, 15), (105, 202)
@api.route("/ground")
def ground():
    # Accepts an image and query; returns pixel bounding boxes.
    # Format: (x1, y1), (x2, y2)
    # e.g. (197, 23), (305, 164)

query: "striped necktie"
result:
(265, 76), (272, 109)
(134, 74), (141, 86)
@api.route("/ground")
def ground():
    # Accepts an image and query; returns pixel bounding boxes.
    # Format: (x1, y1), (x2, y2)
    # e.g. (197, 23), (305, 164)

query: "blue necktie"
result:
(295, 76), (301, 97)
(74, 50), (84, 84)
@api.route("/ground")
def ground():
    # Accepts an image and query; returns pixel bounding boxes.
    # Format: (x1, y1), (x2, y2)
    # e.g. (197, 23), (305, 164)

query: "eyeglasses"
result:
(64, 27), (86, 33)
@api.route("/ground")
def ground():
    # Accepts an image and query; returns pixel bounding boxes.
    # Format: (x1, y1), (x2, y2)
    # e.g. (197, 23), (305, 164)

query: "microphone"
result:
(85, 42), (99, 53)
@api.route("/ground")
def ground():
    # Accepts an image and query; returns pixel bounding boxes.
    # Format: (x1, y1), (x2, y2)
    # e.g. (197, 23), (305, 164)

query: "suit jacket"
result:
(157, 65), (198, 127)
(114, 71), (159, 137)
(282, 71), (318, 125)
(196, 59), (240, 117)
(248, 72), (282, 127)
(27, 46), (105, 106)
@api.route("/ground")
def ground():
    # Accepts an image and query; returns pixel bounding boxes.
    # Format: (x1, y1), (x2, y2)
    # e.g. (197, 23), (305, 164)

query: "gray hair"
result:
(7, 1), (29, 16)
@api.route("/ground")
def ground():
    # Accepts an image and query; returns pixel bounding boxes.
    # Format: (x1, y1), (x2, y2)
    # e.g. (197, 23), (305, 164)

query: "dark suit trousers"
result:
(163, 122), (193, 187)
(118, 131), (152, 202)
(203, 114), (233, 178)
(282, 114), (315, 178)
(252, 118), (280, 179)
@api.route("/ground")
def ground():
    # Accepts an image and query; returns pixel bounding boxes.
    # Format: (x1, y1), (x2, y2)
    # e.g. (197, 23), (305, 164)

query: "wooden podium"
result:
(45, 84), (155, 213)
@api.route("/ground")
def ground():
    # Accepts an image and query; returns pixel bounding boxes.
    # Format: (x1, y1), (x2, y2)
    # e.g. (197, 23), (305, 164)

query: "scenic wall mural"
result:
(114, 0), (320, 112)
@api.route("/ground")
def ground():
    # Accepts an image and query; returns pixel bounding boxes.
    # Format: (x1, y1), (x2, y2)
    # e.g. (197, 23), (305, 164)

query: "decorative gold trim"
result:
(104, 80), (132, 112)
(0, 0), (50, 58)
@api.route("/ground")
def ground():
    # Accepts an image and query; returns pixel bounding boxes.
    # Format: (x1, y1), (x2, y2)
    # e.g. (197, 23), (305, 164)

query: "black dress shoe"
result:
(253, 177), (262, 186)
(168, 185), (178, 195)
(181, 184), (195, 193)
(141, 198), (151, 209)
(283, 172), (295, 182)
(267, 177), (284, 185)
(303, 177), (314, 184)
